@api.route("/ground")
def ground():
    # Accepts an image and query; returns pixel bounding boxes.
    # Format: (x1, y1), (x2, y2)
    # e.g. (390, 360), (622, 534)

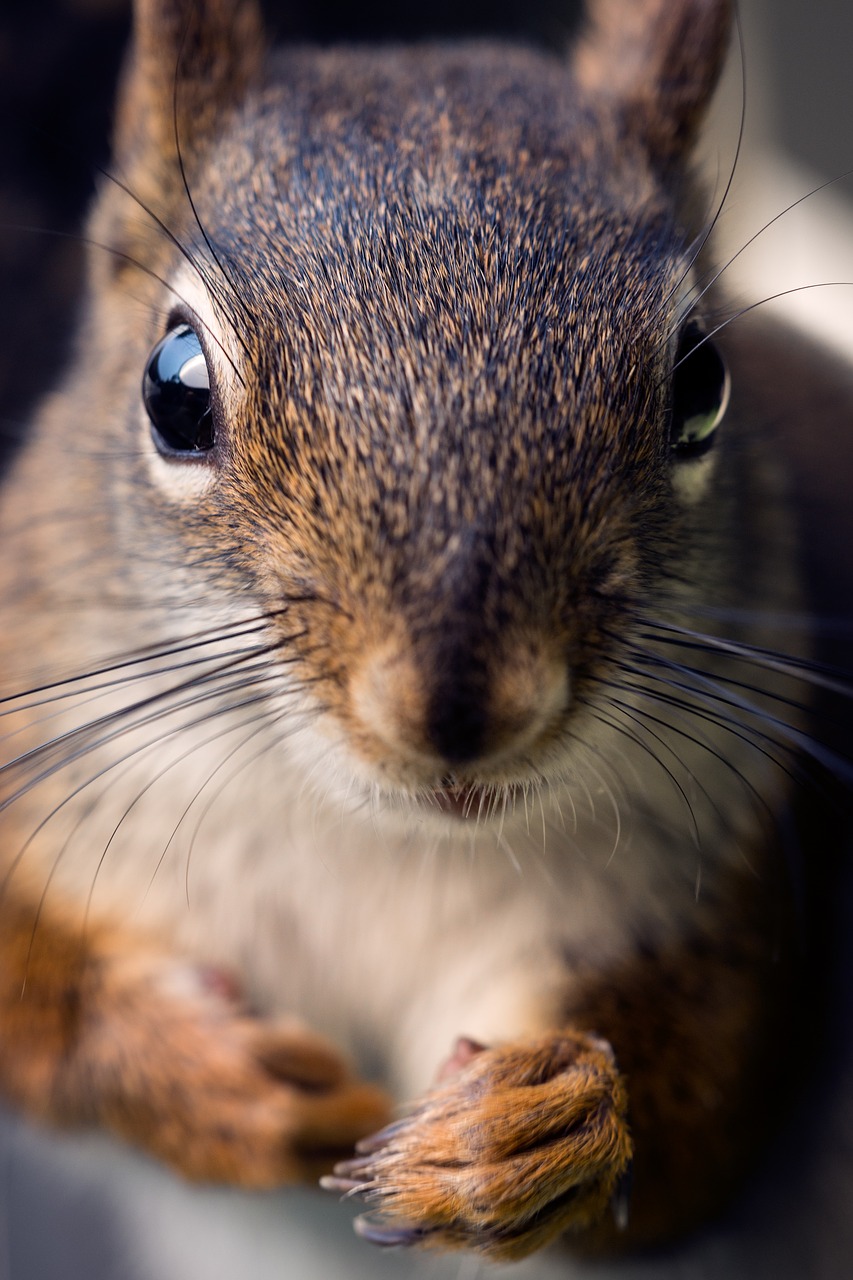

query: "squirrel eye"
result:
(142, 324), (214, 455)
(670, 322), (729, 458)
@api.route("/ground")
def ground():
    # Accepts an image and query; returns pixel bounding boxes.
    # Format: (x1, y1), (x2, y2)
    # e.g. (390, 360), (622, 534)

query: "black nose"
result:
(424, 665), (489, 766)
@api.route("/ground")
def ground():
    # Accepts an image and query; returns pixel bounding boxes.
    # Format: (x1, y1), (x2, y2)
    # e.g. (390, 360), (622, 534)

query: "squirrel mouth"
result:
(429, 783), (495, 820)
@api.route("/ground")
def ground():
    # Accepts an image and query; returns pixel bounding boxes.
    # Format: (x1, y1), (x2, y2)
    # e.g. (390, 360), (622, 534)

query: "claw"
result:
(354, 1116), (411, 1153)
(354, 1215), (432, 1248)
(328, 1152), (376, 1177)
(319, 1174), (370, 1195)
(321, 1150), (386, 1199)
(610, 1163), (633, 1231)
(321, 1150), (384, 1197)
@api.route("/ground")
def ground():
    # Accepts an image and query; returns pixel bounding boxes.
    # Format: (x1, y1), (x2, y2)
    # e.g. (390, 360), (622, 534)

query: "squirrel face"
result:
(82, 3), (736, 808)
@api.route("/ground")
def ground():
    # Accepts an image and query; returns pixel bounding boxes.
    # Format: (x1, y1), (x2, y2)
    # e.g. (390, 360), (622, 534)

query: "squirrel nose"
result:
(349, 639), (569, 773)
(424, 668), (489, 765)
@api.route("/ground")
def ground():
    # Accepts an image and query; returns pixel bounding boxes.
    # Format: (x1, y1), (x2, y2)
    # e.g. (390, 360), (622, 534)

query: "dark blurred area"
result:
(0, 0), (128, 451)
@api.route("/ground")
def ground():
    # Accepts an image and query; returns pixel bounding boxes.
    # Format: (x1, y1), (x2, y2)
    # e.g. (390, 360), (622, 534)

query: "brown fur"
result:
(574, 0), (734, 163)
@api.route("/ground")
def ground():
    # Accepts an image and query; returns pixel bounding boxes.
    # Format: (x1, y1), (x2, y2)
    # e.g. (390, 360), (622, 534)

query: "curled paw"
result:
(67, 950), (392, 1185)
(322, 1030), (632, 1262)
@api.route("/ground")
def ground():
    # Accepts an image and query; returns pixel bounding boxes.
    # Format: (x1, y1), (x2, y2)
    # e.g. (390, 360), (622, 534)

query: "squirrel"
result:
(0, 0), (846, 1263)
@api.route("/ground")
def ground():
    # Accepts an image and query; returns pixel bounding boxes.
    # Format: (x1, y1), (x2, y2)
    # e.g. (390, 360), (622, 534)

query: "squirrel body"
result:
(0, 0), (837, 1262)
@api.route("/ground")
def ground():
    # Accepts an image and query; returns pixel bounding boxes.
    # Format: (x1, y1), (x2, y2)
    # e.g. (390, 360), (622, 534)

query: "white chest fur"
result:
(17, 713), (722, 1100)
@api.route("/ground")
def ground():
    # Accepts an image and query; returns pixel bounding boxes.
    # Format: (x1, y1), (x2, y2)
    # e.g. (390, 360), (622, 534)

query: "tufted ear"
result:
(113, 0), (265, 188)
(572, 0), (733, 165)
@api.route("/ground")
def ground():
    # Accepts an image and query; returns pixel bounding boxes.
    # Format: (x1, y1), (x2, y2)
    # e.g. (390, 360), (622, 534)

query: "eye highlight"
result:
(670, 322), (730, 458)
(143, 323), (215, 455)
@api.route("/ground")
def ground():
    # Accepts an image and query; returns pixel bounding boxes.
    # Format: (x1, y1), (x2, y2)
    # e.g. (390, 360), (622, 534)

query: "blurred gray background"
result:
(0, 2), (852, 1279)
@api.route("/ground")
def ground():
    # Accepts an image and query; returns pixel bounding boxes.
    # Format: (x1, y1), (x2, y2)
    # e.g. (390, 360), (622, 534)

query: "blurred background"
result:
(0, 3), (851, 1278)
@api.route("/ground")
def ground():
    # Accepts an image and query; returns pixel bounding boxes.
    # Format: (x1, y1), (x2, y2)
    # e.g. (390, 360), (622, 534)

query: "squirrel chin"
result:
(375, 781), (528, 831)
(426, 783), (511, 822)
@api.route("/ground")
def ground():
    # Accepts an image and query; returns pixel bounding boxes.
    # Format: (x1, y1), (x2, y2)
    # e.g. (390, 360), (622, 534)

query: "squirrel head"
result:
(83, 0), (734, 806)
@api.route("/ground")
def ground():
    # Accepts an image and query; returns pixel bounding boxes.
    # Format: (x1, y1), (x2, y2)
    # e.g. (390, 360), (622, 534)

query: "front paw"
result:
(322, 1030), (632, 1261)
(64, 951), (392, 1186)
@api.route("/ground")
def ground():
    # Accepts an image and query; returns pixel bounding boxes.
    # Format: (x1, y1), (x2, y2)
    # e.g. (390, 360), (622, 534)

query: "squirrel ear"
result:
(572, 0), (733, 165)
(113, 0), (264, 177)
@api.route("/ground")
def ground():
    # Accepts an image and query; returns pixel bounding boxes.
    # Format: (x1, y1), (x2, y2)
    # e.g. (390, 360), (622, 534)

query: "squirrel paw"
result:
(69, 953), (392, 1185)
(322, 1031), (632, 1261)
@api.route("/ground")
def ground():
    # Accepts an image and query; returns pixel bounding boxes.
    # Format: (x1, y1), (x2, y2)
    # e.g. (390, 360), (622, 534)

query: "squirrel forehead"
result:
(197, 43), (676, 285)
(185, 44), (680, 419)
(250, 43), (637, 161)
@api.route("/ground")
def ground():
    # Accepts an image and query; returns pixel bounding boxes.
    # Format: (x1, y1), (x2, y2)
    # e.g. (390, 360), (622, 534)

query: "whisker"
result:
(593, 673), (776, 836)
(0, 641), (295, 813)
(0, 637), (272, 721)
(32, 690), (292, 957)
(102, 700), (284, 914)
(637, 2), (747, 339)
(559, 729), (627, 861)
(605, 657), (840, 797)
(177, 711), (294, 906)
(4, 664), (286, 879)
(679, 166), (853, 330)
(626, 643), (853, 778)
(663, 283), (853, 385)
(547, 778), (573, 836)
(577, 694), (701, 848)
(0, 612), (286, 710)
(170, 21), (255, 342)
(626, 645), (823, 726)
(537, 786), (547, 855)
(634, 618), (853, 698)
(1, 221), (245, 383)
(662, 603), (853, 636)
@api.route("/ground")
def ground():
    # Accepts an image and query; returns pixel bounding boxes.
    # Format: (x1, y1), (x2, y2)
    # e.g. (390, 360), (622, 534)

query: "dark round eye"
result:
(670, 322), (729, 458)
(142, 323), (214, 455)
